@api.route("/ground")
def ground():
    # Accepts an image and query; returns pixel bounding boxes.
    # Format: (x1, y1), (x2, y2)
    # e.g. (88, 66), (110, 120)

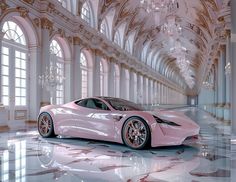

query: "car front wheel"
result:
(38, 112), (55, 138)
(122, 117), (150, 149)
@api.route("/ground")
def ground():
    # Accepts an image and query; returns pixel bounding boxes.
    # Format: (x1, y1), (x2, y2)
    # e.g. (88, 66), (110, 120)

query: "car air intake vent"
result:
(153, 115), (181, 127)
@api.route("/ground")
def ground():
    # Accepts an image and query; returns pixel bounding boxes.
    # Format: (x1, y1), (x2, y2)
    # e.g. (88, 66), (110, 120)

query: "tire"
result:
(38, 112), (55, 138)
(122, 117), (150, 150)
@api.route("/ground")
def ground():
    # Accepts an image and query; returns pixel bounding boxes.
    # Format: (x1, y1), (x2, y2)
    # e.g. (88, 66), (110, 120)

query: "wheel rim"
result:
(124, 119), (147, 148)
(39, 114), (52, 136)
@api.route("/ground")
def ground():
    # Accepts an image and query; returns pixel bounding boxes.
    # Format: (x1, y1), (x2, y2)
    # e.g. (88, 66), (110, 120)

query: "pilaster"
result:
(93, 50), (101, 96)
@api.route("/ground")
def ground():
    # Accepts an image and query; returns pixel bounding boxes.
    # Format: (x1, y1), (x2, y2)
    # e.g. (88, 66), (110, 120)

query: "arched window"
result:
(3, 21), (26, 45)
(80, 52), (88, 98)
(81, 2), (92, 26)
(100, 61), (104, 96)
(125, 39), (131, 54)
(100, 19), (109, 39)
(50, 40), (64, 105)
(1, 20), (28, 121)
(114, 31), (121, 47)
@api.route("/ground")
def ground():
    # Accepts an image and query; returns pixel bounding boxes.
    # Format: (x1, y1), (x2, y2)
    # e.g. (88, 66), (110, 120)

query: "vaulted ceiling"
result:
(96, 0), (230, 95)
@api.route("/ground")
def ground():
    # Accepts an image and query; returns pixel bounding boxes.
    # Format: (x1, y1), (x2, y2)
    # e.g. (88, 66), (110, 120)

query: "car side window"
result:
(75, 98), (110, 110)
(92, 99), (110, 110)
(75, 99), (88, 107)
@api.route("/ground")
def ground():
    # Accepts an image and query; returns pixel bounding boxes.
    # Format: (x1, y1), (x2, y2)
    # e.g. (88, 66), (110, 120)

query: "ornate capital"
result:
(219, 44), (226, 51)
(16, 7), (29, 18)
(225, 29), (231, 37)
(34, 17), (53, 34)
(0, 0), (9, 12)
(41, 17), (53, 30)
(72, 37), (81, 45)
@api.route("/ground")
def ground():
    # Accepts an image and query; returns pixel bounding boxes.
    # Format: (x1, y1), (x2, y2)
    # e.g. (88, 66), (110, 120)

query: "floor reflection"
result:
(0, 108), (232, 182)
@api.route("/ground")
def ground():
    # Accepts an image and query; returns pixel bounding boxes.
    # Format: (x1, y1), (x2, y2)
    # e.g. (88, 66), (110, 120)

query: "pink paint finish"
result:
(38, 97), (200, 148)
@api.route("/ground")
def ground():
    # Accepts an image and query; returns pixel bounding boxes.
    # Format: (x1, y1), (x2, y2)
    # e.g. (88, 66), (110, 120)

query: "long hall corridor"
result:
(0, 108), (232, 182)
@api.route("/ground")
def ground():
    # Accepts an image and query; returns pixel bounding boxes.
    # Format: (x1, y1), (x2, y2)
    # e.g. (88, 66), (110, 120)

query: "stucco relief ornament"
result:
(38, 54), (65, 104)
(0, 0), (9, 12)
(16, 7), (29, 18)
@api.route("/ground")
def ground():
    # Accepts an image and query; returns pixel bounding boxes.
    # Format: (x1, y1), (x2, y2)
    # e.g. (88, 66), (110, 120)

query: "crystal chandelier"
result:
(170, 40), (195, 89)
(39, 54), (65, 104)
(161, 15), (182, 37)
(140, 0), (176, 13)
(202, 81), (214, 90)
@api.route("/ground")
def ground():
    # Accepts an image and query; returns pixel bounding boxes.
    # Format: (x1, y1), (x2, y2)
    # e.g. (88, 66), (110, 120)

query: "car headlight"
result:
(153, 115), (181, 127)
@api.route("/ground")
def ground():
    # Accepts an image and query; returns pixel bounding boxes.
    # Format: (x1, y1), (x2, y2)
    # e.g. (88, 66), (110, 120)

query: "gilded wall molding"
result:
(72, 37), (82, 45)
(41, 17), (53, 30)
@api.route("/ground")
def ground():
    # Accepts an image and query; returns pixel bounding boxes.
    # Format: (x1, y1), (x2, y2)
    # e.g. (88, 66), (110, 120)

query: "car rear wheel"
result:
(38, 112), (55, 138)
(122, 117), (150, 149)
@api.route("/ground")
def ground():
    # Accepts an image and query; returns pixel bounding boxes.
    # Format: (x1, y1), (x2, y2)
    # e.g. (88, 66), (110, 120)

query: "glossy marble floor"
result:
(0, 107), (234, 182)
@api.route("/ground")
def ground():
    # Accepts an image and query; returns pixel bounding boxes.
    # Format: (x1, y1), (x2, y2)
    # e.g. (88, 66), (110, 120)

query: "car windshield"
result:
(104, 98), (144, 111)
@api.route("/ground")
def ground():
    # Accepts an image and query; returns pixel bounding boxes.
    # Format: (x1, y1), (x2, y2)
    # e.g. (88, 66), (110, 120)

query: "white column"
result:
(72, 40), (82, 99)
(40, 23), (51, 105)
(29, 46), (41, 120)
(149, 79), (151, 104)
(126, 70), (130, 100)
(93, 50), (101, 96)
(153, 81), (157, 104)
(108, 61), (115, 97)
(157, 82), (161, 104)
(224, 32), (231, 121)
(217, 45), (226, 120)
(120, 66), (127, 99)
(137, 74), (143, 104)
(231, 0), (236, 134)
(129, 71), (135, 102)
(64, 59), (72, 102)
(143, 77), (148, 104)
(133, 72), (138, 103)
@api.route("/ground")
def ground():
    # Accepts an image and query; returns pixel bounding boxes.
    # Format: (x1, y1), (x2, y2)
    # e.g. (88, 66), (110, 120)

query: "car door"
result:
(73, 98), (115, 141)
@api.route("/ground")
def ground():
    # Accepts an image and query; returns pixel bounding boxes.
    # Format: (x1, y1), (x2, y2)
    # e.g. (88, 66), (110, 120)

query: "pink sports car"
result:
(38, 97), (200, 149)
